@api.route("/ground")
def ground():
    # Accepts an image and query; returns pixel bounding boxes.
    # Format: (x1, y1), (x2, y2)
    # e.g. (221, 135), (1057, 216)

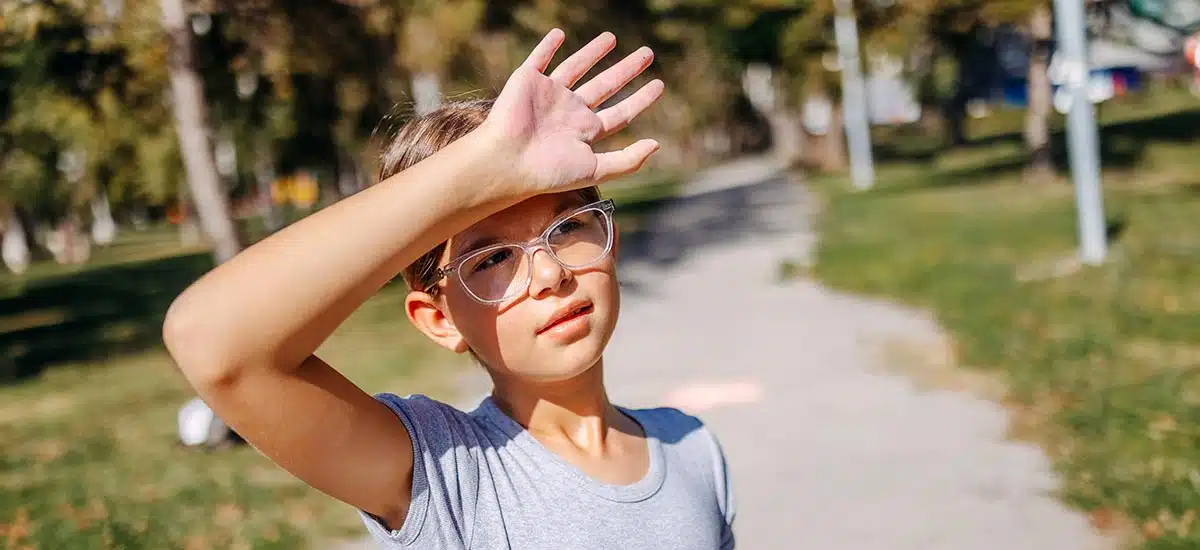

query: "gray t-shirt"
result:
(358, 393), (736, 549)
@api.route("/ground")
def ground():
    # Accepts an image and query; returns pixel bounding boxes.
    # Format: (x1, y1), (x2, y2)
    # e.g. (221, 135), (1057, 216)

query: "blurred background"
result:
(2, 0), (1199, 548)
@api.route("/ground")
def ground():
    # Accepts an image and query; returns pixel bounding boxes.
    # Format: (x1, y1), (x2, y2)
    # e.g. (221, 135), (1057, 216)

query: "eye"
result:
(551, 217), (585, 237)
(471, 248), (514, 273)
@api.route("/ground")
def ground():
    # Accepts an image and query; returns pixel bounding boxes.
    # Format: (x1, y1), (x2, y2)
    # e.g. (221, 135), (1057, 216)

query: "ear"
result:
(405, 291), (470, 354)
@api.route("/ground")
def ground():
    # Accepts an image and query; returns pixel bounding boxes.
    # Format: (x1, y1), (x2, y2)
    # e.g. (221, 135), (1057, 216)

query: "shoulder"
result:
(374, 392), (464, 417)
(624, 405), (728, 472)
(372, 391), (489, 468)
(624, 405), (726, 448)
(624, 405), (706, 442)
(625, 405), (735, 522)
(374, 393), (479, 435)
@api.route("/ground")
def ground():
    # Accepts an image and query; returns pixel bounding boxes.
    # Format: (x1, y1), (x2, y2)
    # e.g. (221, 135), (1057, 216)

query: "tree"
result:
(400, 0), (486, 115)
(160, 0), (242, 263)
(1025, 1), (1055, 181)
(931, 0), (1058, 178)
(0, 0), (144, 265)
(777, 0), (931, 171)
(515, 0), (747, 165)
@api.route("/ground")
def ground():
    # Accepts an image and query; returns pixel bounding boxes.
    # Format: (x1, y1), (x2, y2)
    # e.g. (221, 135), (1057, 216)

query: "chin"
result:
(529, 337), (606, 382)
(526, 317), (615, 382)
(491, 294), (619, 383)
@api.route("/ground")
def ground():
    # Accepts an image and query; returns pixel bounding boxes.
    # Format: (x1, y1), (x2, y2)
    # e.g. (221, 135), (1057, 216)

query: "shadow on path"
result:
(616, 173), (803, 290)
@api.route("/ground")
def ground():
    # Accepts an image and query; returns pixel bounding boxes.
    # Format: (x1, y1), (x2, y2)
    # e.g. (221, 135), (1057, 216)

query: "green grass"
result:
(811, 88), (1200, 548)
(0, 173), (682, 549)
(0, 281), (456, 549)
(0, 225), (207, 297)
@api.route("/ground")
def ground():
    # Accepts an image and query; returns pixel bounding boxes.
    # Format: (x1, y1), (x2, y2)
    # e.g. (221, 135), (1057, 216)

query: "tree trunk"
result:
(412, 71), (442, 116)
(336, 150), (363, 198)
(825, 103), (849, 171)
(1025, 2), (1055, 182)
(1, 204), (30, 275)
(255, 140), (282, 233)
(804, 100), (847, 173)
(741, 64), (805, 165)
(90, 189), (117, 246)
(763, 110), (804, 167)
(945, 47), (972, 147)
(912, 39), (945, 136)
(50, 215), (91, 265)
(161, 0), (242, 263)
(174, 189), (203, 247)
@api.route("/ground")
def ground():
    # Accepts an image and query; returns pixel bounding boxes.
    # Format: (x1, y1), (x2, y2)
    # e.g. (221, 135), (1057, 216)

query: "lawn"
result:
(0, 173), (681, 549)
(811, 87), (1200, 549)
(0, 250), (458, 549)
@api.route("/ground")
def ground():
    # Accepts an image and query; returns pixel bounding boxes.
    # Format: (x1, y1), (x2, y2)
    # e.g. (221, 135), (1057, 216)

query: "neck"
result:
(489, 358), (636, 453)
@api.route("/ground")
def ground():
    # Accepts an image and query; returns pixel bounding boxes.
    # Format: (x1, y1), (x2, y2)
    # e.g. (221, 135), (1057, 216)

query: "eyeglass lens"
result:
(457, 208), (611, 302)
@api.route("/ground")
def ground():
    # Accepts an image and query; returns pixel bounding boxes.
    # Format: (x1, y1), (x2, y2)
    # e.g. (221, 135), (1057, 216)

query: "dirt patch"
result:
(872, 334), (1008, 403)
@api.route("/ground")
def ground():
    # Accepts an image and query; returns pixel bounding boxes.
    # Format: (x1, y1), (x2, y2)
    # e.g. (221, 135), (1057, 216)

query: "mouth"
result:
(537, 301), (594, 334)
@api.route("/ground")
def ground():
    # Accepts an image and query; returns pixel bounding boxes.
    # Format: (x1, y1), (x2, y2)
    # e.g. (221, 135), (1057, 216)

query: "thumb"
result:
(592, 139), (660, 185)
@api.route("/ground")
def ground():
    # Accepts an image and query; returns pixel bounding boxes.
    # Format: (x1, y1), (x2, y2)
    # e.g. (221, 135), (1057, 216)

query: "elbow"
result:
(162, 295), (241, 390)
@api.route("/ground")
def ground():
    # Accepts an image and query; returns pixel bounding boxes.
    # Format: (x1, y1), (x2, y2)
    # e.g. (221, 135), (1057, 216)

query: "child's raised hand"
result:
(483, 29), (665, 198)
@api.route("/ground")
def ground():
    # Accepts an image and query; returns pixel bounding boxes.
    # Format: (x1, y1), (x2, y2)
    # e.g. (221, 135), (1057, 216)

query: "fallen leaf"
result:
(3, 508), (31, 546)
(1143, 519), (1163, 540)
(1091, 508), (1116, 531)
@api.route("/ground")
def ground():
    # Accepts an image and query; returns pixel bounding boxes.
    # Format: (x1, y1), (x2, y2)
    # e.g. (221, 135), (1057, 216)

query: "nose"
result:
(526, 246), (571, 299)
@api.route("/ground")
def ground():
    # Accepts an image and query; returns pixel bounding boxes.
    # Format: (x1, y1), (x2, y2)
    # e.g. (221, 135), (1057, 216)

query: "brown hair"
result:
(378, 98), (600, 294)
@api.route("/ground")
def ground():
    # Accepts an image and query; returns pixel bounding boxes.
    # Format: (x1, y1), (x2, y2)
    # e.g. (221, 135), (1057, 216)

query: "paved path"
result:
(334, 157), (1109, 549)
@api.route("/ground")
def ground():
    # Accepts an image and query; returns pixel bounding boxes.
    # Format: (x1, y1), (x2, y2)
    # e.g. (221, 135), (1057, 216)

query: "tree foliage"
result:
(0, 0), (1110, 266)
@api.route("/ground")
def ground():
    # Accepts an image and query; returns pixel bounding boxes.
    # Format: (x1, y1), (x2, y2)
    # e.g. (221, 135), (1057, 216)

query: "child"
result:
(163, 29), (735, 549)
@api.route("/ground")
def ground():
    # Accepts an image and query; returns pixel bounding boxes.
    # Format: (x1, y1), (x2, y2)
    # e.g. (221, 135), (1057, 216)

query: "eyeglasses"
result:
(428, 199), (616, 304)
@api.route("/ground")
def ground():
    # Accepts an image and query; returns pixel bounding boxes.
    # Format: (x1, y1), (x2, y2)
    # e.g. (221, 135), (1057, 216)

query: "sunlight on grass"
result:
(0, 284), (456, 549)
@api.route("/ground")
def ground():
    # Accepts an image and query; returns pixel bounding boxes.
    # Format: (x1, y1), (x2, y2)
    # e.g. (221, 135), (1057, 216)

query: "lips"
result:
(537, 300), (594, 334)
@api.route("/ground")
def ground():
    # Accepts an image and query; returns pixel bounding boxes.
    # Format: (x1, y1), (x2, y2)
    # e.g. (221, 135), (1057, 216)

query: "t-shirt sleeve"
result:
(357, 393), (482, 548)
(704, 427), (737, 549)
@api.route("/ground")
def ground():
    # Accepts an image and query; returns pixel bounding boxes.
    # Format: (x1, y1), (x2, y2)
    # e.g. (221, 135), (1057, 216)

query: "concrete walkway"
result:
(334, 157), (1109, 549)
(605, 161), (1108, 549)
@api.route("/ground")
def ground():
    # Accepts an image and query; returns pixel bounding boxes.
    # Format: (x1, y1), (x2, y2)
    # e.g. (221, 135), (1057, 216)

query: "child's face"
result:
(407, 191), (620, 382)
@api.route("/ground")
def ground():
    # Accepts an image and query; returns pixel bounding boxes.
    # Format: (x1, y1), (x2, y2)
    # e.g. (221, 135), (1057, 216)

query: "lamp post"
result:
(1052, 0), (1108, 264)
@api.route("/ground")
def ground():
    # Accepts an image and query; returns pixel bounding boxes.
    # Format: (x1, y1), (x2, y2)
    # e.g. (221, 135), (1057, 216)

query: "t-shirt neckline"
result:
(473, 396), (667, 503)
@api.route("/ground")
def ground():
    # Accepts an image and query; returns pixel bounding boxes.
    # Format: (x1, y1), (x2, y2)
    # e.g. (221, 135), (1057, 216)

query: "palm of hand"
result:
(493, 67), (603, 190)
(483, 30), (664, 197)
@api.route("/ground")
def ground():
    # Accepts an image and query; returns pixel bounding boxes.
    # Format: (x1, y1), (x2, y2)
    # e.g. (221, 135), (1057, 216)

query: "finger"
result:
(548, 32), (617, 88)
(593, 139), (660, 183)
(521, 28), (566, 73)
(574, 46), (654, 108)
(595, 79), (665, 141)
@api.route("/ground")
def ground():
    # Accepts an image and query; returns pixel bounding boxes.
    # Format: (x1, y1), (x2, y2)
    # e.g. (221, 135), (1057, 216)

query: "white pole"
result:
(834, 0), (875, 190)
(1053, 0), (1108, 264)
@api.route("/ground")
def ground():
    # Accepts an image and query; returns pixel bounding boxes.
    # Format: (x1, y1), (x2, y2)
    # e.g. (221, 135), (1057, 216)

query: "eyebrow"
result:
(453, 235), (501, 258)
(452, 196), (587, 258)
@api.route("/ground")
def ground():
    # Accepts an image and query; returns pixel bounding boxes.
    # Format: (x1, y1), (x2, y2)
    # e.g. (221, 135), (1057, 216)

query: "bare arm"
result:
(163, 127), (518, 525)
(162, 29), (664, 529)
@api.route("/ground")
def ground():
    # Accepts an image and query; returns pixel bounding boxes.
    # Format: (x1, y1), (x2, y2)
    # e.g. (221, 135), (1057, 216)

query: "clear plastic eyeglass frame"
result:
(427, 199), (616, 304)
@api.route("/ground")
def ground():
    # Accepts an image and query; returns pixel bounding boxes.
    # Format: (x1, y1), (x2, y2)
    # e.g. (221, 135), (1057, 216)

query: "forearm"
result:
(164, 126), (518, 383)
